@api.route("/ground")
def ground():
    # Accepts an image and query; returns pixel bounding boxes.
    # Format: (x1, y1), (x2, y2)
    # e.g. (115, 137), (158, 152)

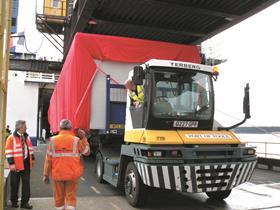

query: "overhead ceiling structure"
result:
(64, 0), (279, 56)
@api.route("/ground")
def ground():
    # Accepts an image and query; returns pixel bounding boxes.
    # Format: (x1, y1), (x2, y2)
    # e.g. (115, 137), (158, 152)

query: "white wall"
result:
(6, 71), (39, 137)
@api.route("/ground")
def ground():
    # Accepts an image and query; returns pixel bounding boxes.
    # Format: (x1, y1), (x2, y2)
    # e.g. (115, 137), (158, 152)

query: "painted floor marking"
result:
(90, 186), (101, 194)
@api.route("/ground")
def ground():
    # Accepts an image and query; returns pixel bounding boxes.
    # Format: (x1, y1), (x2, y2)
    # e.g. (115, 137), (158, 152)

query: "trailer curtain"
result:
(48, 33), (200, 132)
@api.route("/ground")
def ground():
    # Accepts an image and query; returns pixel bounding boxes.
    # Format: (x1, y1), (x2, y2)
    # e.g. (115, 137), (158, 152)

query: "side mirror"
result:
(132, 66), (144, 85)
(243, 83), (251, 119)
(218, 83), (251, 131)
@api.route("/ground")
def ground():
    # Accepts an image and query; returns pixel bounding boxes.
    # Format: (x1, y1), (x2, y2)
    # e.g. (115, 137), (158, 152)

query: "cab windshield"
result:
(152, 69), (213, 120)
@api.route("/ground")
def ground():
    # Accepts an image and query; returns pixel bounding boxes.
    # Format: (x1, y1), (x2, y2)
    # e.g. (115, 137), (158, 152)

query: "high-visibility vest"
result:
(129, 85), (144, 103)
(5, 135), (34, 171)
(47, 131), (83, 180)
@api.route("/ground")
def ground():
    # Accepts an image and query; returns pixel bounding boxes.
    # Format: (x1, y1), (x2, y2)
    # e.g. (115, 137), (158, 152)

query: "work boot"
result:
(20, 203), (33, 209)
(11, 203), (19, 208)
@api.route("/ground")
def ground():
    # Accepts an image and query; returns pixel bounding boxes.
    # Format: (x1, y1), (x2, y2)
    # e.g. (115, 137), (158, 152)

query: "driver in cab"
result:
(124, 79), (144, 108)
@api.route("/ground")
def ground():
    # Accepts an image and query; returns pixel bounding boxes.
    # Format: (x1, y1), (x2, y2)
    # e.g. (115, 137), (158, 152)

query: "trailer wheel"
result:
(206, 190), (232, 200)
(96, 153), (104, 183)
(124, 162), (147, 207)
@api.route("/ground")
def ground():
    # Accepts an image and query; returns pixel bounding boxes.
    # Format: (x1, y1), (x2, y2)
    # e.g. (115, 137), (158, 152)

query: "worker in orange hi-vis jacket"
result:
(5, 120), (35, 209)
(43, 119), (90, 210)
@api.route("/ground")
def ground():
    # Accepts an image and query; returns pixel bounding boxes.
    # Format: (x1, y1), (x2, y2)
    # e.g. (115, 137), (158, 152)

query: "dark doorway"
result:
(37, 86), (54, 140)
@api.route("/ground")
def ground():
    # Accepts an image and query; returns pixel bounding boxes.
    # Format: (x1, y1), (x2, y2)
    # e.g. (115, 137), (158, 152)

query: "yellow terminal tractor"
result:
(94, 59), (257, 207)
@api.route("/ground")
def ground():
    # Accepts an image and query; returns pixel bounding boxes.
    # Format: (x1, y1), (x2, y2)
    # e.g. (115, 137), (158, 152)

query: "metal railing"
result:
(25, 72), (59, 83)
(246, 141), (280, 159)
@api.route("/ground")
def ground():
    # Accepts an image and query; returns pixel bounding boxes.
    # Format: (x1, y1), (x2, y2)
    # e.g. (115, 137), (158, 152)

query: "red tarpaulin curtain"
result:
(48, 33), (200, 132)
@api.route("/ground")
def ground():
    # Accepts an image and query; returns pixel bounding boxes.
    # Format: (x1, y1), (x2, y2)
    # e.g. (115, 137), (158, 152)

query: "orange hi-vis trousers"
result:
(53, 180), (78, 210)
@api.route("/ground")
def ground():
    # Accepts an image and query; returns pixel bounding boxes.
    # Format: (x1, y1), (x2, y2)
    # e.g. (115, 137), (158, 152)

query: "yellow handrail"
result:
(0, 0), (12, 209)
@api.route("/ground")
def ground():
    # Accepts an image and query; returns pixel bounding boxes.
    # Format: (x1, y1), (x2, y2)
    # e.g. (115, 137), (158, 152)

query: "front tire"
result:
(124, 162), (147, 207)
(206, 190), (232, 200)
(95, 152), (104, 183)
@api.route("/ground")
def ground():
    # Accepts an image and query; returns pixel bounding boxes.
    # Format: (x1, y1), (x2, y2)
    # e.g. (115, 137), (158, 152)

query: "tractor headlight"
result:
(243, 148), (256, 155)
(145, 150), (182, 158)
(147, 150), (162, 157)
(170, 150), (182, 157)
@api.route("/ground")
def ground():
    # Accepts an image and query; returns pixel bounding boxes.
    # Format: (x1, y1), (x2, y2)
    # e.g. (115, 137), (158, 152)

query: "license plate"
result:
(109, 124), (125, 129)
(173, 121), (198, 128)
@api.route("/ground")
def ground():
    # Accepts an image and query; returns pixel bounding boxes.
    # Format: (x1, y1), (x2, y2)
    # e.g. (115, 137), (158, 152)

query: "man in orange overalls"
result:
(43, 119), (90, 210)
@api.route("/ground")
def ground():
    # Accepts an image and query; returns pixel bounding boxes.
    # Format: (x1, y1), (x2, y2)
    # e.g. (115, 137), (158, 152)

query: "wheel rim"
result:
(97, 158), (102, 177)
(125, 169), (137, 199)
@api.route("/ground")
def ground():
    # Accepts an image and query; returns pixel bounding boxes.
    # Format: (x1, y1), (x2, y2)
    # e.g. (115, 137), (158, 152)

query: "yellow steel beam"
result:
(0, 0), (12, 209)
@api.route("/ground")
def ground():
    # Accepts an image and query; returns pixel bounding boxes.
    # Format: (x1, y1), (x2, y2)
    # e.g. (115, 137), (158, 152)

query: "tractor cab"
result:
(126, 59), (215, 131)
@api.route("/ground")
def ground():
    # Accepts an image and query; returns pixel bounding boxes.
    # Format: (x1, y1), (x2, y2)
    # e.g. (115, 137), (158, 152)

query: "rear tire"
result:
(206, 190), (232, 200)
(95, 153), (104, 183)
(124, 162), (147, 207)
